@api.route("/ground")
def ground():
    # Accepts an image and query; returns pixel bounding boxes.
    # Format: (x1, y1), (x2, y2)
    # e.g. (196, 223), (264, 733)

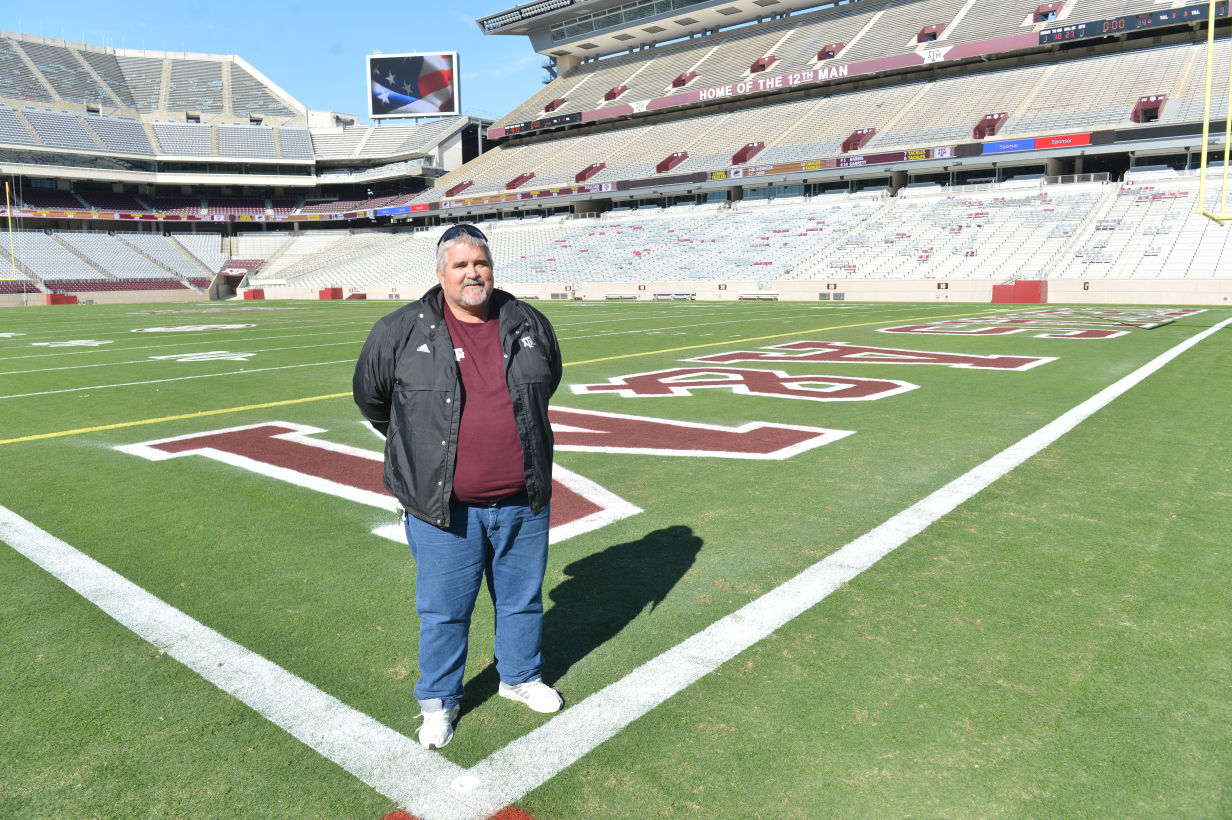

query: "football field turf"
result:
(1, 299), (1229, 819)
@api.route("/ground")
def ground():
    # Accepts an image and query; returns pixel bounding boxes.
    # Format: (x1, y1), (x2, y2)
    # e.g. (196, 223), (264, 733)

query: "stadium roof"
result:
(477, 0), (850, 60)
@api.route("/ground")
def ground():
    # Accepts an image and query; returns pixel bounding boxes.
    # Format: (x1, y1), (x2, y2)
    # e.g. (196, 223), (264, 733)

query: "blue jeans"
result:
(403, 497), (550, 711)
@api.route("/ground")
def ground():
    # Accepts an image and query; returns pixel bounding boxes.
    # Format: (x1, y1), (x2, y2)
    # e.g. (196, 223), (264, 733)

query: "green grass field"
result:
(1, 298), (1229, 820)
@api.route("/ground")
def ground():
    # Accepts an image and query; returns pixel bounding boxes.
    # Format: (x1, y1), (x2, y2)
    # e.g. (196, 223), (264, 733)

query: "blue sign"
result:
(982, 139), (1034, 155)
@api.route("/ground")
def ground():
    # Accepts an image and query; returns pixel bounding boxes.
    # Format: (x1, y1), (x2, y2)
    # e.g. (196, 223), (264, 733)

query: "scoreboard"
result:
(502, 112), (581, 136)
(1040, 2), (1227, 44)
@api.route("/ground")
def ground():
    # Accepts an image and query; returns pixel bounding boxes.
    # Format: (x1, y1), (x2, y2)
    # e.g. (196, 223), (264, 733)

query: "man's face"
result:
(437, 241), (494, 319)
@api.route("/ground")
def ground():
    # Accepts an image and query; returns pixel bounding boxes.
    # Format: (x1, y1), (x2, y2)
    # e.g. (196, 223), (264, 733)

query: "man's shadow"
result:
(461, 525), (703, 715)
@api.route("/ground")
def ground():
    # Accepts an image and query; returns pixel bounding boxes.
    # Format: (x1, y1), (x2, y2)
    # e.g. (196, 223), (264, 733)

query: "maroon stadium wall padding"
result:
(992, 280), (1048, 304)
(319, 288), (343, 300)
(46, 293), (78, 305)
(244, 289), (265, 300)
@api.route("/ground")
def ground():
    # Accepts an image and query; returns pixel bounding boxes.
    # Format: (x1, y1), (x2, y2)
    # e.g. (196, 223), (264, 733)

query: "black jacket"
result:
(353, 285), (562, 527)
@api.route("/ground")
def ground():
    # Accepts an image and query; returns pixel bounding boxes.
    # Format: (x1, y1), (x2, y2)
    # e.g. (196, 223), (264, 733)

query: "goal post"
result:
(3, 180), (15, 282)
(1199, 0), (1232, 223)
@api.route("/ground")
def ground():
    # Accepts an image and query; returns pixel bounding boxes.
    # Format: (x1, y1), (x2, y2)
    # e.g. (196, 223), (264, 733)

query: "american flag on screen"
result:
(371, 54), (456, 117)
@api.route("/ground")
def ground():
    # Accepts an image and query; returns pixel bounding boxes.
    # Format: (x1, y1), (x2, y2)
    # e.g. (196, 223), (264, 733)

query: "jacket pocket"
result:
(508, 340), (553, 385)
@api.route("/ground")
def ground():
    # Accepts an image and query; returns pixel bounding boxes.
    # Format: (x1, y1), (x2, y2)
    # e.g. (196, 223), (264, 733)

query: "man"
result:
(353, 223), (564, 750)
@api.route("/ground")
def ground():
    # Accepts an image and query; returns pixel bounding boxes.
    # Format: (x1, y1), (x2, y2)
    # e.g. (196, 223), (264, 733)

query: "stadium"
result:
(2, 0), (1232, 305)
(2, 2), (1230, 819)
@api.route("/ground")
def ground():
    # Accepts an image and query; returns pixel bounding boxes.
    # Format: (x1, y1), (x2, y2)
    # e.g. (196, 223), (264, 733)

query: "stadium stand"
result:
(9, 231), (111, 283)
(790, 182), (1111, 280)
(204, 197), (266, 216)
(0, 104), (38, 144)
(17, 189), (87, 210)
(229, 62), (299, 118)
(23, 108), (104, 151)
(3, 229), (219, 291)
(119, 232), (215, 281)
(74, 191), (148, 211)
(422, 34), (1232, 207)
(299, 193), (415, 213)
(4, 1), (1232, 306)
(113, 55), (164, 111)
(166, 60), (224, 114)
(20, 40), (114, 106)
(55, 232), (183, 280)
(150, 121), (212, 155)
(0, 37), (54, 103)
(866, 63), (1048, 151)
(246, 230), (360, 280)
(174, 233), (228, 273)
(1162, 36), (1232, 123)
(278, 127), (314, 159)
(78, 50), (138, 109)
(217, 123), (277, 158)
(227, 169), (1232, 294)
(84, 114), (155, 155)
(147, 196), (204, 215)
(1001, 44), (1191, 136)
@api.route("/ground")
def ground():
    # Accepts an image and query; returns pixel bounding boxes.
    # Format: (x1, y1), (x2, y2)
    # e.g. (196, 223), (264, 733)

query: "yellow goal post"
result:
(3, 180), (16, 282)
(1199, 0), (1232, 223)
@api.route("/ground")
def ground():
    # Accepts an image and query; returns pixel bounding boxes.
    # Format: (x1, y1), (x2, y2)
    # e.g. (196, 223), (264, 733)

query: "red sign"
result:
(1035, 132), (1091, 149)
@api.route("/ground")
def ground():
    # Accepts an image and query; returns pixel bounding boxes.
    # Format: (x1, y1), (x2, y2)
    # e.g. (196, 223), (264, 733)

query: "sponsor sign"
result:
(982, 133), (1091, 154)
(982, 138), (1035, 154)
(1035, 132), (1091, 149)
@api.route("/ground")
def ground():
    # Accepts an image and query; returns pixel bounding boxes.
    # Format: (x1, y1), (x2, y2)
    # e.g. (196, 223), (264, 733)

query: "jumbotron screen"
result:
(367, 52), (460, 119)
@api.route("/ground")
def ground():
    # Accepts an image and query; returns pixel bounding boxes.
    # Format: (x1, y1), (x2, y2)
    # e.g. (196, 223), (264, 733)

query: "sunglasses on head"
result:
(438, 224), (487, 247)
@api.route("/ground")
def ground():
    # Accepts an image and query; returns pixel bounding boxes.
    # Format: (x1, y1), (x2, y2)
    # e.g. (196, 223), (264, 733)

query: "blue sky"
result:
(7, 0), (548, 122)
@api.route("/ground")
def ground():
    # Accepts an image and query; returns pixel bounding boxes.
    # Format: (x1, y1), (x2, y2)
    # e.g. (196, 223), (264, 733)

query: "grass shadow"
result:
(461, 525), (703, 715)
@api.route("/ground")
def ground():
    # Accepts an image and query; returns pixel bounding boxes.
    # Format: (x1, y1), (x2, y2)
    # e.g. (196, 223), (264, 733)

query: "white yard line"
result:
(2, 316), (1227, 820)
(0, 341), (362, 376)
(0, 329), (369, 364)
(0, 359), (355, 400)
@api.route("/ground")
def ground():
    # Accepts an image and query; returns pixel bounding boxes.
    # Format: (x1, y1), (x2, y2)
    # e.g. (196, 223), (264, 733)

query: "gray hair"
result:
(435, 231), (493, 275)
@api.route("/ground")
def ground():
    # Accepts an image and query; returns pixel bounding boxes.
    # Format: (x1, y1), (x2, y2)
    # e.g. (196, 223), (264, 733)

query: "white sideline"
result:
(0, 506), (468, 807)
(2, 315), (1228, 820)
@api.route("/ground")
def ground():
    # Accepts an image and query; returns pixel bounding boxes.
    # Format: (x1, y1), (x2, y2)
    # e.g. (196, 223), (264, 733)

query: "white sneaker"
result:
(417, 704), (460, 750)
(498, 679), (563, 713)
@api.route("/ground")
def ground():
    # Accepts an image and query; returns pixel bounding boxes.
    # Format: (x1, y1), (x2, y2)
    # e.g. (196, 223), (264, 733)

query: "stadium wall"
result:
(773, 279), (1232, 305)
(0, 289), (205, 308)
(236, 278), (1232, 306)
(1047, 278), (1232, 306)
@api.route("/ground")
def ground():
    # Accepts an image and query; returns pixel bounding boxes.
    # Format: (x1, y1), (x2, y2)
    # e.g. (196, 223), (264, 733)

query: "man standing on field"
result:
(353, 223), (564, 750)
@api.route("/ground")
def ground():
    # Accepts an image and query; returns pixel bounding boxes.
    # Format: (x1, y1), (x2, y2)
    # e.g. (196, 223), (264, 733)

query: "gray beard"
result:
(460, 281), (490, 307)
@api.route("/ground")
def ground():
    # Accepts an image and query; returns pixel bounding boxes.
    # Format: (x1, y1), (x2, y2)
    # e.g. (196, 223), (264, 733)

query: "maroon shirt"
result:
(442, 307), (527, 503)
